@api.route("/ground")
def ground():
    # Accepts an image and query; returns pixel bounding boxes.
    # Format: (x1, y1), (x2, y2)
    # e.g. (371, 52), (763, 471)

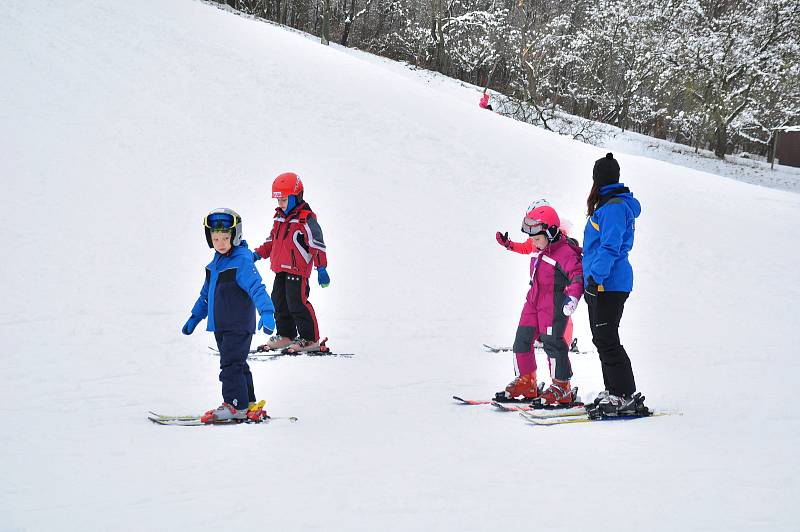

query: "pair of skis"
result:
(148, 400), (298, 426)
(453, 395), (671, 425)
(148, 413), (298, 426)
(453, 395), (586, 418)
(208, 337), (354, 361)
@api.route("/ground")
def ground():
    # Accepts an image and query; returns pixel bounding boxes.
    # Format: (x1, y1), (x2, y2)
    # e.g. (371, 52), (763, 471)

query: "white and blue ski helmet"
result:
(204, 208), (243, 248)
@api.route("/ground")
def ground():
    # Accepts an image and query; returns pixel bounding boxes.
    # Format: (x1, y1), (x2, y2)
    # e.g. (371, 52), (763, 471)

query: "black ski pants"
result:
(272, 272), (319, 341)
(585, 289), (636, 397)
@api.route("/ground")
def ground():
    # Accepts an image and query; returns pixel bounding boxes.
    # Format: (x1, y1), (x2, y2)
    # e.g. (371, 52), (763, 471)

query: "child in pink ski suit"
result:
(495, 202), (584, 404)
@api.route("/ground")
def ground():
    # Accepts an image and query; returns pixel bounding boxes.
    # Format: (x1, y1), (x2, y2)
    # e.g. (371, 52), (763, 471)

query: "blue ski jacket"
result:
(188, 240), (274, 333)
(582, 183), (641, 292)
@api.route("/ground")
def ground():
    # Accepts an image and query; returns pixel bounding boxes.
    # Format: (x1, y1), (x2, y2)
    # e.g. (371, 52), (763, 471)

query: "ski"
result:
(209, 341), (354, 360)
(209, 346), (261, 355)
(482, 344), (512, 353)
(148, 411), (200, 421)
(520, 410), (673, 425)
(245, 350), (355, 361)
(148, 415), (298, 426)
(492, 401), (587, 416)
(483, 339), (591, 355)
(148, 400), (298, 425)
(452, 395), (542, 406)
(455, 382), (568, 408)
(452, 396), (495, 405)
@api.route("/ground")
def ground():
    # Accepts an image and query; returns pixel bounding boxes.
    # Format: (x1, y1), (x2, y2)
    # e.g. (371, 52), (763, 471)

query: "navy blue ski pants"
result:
(214, 331), (255, 410)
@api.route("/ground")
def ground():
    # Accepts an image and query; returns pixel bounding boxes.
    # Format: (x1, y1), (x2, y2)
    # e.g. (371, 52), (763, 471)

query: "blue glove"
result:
(317, 267), (330, 288)
(182, 315), (202, 335)
(252, 251), (262, 262)
(258, 313), (275, 334)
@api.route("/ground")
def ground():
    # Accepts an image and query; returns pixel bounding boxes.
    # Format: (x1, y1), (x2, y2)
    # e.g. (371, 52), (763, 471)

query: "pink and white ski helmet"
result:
(521, 203), (561, 241)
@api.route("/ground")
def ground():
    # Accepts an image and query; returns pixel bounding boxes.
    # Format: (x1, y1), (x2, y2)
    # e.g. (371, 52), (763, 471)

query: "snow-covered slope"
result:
(2, 1), (799, 531)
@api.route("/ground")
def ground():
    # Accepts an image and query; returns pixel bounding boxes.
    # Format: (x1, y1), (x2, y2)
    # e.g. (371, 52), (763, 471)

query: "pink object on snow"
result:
(479, 93), (490, 108)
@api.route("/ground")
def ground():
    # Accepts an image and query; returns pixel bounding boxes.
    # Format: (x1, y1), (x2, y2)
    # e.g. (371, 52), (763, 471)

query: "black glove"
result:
(585, 276), (599, 297)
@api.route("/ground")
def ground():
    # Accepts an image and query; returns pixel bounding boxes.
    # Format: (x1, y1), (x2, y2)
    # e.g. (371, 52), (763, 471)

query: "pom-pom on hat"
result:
(592, 153), (620, 187)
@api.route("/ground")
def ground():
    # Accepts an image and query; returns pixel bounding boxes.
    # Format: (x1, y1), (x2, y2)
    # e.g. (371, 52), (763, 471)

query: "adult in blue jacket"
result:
(182, 208), (276, 423)
(583, 153), (648, 417)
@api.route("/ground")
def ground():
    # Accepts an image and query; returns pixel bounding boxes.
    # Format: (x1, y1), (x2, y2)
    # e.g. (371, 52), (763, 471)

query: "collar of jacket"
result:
(598, 183), (630, 208)
(274, 201), (311, 221)
(543, 236), (566, 253)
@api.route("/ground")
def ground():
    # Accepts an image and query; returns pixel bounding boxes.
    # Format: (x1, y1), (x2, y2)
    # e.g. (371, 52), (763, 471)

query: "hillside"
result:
(2, 1), (799, 531)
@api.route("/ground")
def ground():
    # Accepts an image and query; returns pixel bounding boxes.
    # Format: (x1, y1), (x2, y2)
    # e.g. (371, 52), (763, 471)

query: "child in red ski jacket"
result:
(253, 172), (328, 352)
(495, 201), (584, 405)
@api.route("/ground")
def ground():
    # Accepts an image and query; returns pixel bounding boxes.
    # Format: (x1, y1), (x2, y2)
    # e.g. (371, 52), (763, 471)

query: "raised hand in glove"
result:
(496, 231), (512, 249)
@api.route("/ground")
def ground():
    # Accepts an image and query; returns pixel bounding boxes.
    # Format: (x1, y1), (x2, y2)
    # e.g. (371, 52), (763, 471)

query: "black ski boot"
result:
(586, 391), (651, 420)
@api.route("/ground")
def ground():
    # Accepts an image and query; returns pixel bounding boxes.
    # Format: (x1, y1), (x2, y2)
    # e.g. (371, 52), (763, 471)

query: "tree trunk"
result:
(321, 0), (331, 45)
(340, 0), (355, 45)
(431, 0), (447, 73)
(713, 125), (727, 159)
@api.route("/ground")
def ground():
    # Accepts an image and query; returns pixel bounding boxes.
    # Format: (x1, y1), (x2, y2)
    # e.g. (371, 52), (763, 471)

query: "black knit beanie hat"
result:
(593, 153), (620, 187)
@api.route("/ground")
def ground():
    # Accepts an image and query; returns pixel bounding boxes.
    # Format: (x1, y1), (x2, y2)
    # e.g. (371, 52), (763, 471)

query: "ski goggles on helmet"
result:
(521, 217), (548, 236)
(204, 212), (238, 232)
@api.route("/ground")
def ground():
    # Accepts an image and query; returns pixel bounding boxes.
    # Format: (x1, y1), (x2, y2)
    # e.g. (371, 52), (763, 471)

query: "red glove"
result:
(496, 231), (512, 249)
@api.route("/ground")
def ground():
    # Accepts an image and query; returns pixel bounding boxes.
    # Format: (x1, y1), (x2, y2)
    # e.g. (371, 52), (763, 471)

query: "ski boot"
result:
(246, 400), (268, 423)
(494, 373), (541, 403)
(200, 402), (248, 424)
(257, 335), (294, 352)
(569, 338), (579, 353)
(284, 337), (323, 353)
(540, 379), (575, 406)
(586, 391), (651, 419)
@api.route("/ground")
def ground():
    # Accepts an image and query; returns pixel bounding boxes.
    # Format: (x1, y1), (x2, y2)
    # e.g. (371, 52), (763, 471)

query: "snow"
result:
(2, 1), (799, 531)
(326, 33), (800, 194)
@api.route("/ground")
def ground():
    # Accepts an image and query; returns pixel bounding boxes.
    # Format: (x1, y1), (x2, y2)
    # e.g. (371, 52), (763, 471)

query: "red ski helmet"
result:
(522, 204), (561, 241)
(272, 172), (304, 200)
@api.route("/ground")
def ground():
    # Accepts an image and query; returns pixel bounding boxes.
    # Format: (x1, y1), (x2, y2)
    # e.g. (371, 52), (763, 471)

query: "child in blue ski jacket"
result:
(181, 208), (276, 423)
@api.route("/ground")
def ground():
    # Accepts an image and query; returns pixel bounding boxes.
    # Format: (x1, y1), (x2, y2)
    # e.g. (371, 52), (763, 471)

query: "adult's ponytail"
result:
(587, 181), (601, 217)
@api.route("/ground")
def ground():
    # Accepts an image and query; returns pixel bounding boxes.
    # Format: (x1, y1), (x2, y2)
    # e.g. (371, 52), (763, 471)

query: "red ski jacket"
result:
(253, 202), (327, 278)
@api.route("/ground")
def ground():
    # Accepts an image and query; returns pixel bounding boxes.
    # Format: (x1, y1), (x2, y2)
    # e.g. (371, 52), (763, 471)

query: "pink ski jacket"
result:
(508, 237), (584, 326)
